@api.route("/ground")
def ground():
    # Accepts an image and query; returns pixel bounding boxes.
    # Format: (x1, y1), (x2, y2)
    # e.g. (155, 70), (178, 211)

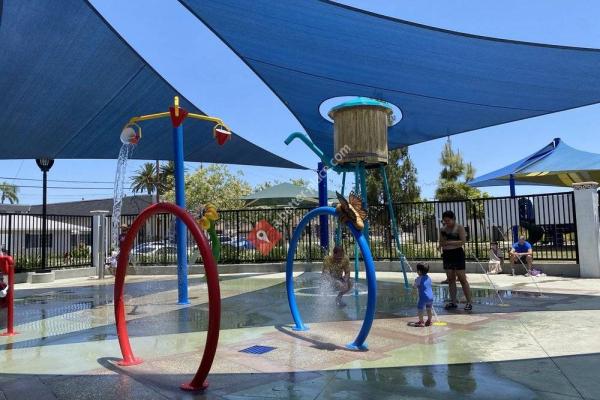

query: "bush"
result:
(70, 243), (91, 259)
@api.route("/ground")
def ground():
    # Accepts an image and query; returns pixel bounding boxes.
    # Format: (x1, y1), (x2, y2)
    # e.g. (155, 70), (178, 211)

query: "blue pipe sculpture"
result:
(285, 132), (409, 288)
(285, 206), (376, 351)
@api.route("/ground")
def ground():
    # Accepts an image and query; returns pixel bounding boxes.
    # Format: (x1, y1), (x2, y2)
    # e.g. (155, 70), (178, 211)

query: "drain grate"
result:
(239, 345), (276, 355)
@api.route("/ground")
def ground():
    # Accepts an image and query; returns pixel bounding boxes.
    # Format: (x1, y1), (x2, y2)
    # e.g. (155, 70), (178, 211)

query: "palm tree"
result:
(159, 161), (184, 194)
(131, 163), (158, 195)
(0, 182), (19, 204)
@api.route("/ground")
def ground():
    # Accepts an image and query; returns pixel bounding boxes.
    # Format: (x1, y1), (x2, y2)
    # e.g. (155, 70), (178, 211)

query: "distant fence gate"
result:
(0, 192), (578, 272)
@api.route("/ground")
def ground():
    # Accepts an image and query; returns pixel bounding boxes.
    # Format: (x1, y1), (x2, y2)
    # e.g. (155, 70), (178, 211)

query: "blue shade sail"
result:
(179, 0), (600, 158)
(470, 138), (600, 187)
(0, 0), (304, 169)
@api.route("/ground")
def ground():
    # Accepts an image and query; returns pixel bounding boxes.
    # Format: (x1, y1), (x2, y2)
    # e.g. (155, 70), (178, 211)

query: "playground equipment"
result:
(117, 96), (230, 305)
(112, 97), (230, 390)
(0, 255), (15, 336)
(284, 97), (413, 350)
(114, 203), (220, 391)
(196, 203), (221, 261)
(468, 250), (511, 307)
(285, 206), (376, 350)
(285, 97), (410, 289)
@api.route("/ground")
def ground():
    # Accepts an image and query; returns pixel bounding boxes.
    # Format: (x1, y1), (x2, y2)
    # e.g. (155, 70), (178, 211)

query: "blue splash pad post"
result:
(381, 165), (410, 289)
(285, 206), (377, 351)
(171, 108), (190, 305)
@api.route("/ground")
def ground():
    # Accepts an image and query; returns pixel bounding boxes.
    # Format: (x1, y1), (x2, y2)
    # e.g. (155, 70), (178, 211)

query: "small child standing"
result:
(0, 275), (8, 308)
(488, 242), (503, 274)
(410, 263), (434, 327)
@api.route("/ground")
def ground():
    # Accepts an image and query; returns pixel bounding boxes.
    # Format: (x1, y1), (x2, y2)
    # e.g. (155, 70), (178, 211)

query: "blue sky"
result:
(2, 0), (600, 204)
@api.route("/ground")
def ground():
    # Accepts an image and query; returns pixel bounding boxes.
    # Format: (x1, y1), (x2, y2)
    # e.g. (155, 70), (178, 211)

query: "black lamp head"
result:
(35, 158), (55, 172)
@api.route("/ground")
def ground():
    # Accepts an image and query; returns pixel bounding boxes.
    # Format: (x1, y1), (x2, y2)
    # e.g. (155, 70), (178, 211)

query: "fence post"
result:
(572, 182), (600, 277)
(0, 255), (16, 336)
(91, 210), (109, 279)
(236, 210), (240, 263)
(7, 214), (11, 256)
(472, 200), (480, 259)
(572, 192), (579, 265)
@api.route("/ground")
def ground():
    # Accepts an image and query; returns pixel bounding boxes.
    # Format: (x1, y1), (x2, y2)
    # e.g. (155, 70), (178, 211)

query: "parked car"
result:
(217, 234), (232, 244)
(130, 242), (178, 264)
(226, 237), (255, 250)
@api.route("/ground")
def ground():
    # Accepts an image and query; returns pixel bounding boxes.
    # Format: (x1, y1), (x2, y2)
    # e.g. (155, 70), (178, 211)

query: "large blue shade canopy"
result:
(469, 138), (600, 188)
(0, 0), (303, 169)
(180, 0), (600, 158)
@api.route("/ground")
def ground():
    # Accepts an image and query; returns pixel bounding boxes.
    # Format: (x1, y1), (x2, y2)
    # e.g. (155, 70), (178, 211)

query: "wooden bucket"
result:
(329, 104), (391, 167)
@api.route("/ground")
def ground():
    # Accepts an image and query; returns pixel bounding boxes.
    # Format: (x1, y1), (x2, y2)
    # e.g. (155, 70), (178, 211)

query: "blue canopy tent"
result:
(179, 0), (600, 157)
(0, 0), (303, 169)
(469, 138), (600, 189)
(469, 138), (600, 242)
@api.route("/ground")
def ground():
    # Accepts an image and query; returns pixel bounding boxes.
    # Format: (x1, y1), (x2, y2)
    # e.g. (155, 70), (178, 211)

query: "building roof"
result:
(0, 215), (91, 231)
(469, 138), (600, 187)
(243, 183), (336, 207)
(0, 0), (303, 169)
(0, 196), (153, 216)
(181, 0), (600, 158)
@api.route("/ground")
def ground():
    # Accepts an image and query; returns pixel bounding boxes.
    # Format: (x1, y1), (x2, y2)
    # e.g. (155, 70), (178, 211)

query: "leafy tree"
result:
(253, 178), (311, 193)
(0, 182), (18, 204)
(290, 178), (310, 187)
(164, 164), (252, 210)
(435, 139), (486, 201)
(131, 162), (158, 195)
(159, 161), (178, 195)
(366, 148), (421, 205)
(435, 139), (488, 219)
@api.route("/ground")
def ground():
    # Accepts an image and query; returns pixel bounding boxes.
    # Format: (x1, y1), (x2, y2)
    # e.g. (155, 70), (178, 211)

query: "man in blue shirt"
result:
(510, 235), (533, 270)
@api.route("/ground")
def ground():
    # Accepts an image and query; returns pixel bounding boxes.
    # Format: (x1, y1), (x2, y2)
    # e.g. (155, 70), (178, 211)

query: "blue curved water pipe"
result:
(285, 132), (409, 289)
(285, 206), (376, 351)
(285, 132), (353, 173)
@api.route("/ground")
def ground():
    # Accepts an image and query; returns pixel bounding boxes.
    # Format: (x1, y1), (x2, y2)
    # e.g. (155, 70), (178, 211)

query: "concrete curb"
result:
(12, 260), (579, 283)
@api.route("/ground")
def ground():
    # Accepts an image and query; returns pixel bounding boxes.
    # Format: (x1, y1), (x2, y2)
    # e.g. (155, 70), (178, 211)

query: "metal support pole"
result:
(155, 160), (161, 204)
(358, 163), (369, 242)
(35, 158), (54, 271)
(41, 169), (48, 270)
(354, 165), (360, 292)
(174, 124), (188, 304)
(381, 166), (409, 288)
(91, 210), (109, 279)
(317, 162), (329, 251)
(510, 174), (518, 243)
(170, 98), (190, 305)
(335, 171), (347, 245)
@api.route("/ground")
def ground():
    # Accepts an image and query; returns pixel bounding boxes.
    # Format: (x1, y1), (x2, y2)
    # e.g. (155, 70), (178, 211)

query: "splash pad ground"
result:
(1, 271), (599, 399)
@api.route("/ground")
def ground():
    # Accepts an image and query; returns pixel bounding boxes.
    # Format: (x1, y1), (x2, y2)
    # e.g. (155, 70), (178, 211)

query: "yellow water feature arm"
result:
(125, 96), (231, 131)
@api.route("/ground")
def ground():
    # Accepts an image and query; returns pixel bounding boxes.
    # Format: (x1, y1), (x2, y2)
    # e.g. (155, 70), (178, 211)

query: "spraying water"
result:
(111, 142), (136, 249)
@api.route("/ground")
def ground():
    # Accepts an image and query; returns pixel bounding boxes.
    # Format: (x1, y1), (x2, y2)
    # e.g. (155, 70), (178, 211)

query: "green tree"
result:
(131, 162), (158, 195)
(159, 161), (178, 195)
(435, 139), (485, 201)
(164, 164), (252, 209)
(253, 178), (311, 193)
(435, 139), (488, 219)
(366, 148), (421, 205)
(0, 182), (19, 204)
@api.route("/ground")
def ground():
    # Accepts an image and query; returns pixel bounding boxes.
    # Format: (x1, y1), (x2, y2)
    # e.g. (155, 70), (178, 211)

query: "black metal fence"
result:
(0, 214), (93, 272)
(0, 192), (576, 271)
(112, 191), (577, 265)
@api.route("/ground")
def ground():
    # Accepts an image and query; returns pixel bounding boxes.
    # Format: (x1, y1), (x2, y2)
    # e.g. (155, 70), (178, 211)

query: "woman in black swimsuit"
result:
(439, 210), (472, 311)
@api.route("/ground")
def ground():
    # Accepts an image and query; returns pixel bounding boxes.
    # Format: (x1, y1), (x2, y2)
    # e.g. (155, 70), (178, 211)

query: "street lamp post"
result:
(35, 158), (54, 271)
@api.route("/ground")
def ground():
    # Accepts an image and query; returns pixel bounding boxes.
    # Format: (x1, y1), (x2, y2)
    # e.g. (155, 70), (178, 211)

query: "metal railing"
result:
(0, 214), (93, 272)
(111, 191), (577, 265)
(0, 192), (576, 271)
